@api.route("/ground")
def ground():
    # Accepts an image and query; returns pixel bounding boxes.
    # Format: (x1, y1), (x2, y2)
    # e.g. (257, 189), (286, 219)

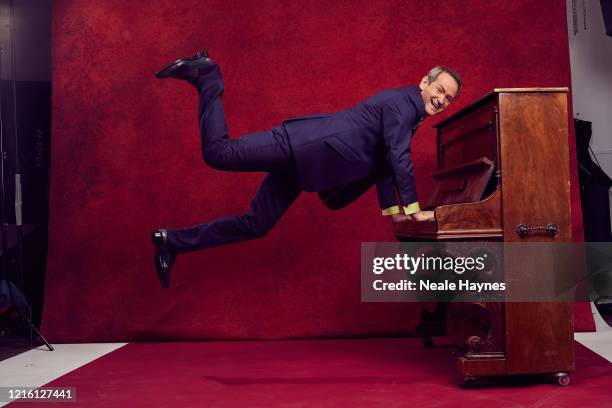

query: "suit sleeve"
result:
(375, 161), (399, 210)
(376, 167), (421, 215)
(381, 98), (419, 210)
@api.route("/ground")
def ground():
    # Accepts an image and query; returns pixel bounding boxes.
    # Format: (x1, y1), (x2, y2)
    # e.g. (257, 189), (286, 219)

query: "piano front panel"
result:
(447, 302), (506, 355)
(394, 189), (502, 240)
(438, 98), (498, 170)
(433, 189), (502, 238)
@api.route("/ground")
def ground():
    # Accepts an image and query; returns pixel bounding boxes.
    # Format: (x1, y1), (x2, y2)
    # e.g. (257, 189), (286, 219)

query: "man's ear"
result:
(419, 76), (428, 91)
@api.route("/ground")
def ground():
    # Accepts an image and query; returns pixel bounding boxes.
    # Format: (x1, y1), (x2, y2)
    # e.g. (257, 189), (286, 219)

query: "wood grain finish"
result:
(498, 91), (574, 374)
(438, 101), (498, 170)
(498, 92), (571, 243)
(505, 302), (574, 374)
(434, 189), (502, 235)
(394, 189), (502, 240)
(446, 302), (505, 354)
(426, 158), (495, 208)
(434, 87), (569, 129)
(397, 88), (574, 382)
(458, 357), (506, 377)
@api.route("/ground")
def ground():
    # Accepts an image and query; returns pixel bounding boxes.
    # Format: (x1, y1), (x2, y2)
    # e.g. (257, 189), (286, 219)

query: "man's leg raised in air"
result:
(151, 51), (301, 288)
(156, 50), (293, 173)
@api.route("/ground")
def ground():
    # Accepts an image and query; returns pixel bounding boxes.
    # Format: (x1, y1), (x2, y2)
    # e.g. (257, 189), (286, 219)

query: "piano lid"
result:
(434, 87), (569, 129)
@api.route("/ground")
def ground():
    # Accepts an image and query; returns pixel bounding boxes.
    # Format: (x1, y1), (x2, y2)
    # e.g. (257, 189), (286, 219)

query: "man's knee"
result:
(239, 212), (272, 238)
(202, 148), (222, 169)
(202, 143), (230, 170)
(202, 137), (237, 170)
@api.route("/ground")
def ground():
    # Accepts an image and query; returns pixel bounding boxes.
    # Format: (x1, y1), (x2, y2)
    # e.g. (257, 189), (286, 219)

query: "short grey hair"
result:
(427, 66), (462, 95)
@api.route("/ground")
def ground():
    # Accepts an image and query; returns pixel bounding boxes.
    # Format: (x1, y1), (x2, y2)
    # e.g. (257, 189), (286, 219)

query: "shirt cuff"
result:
(381, 202), (420, 216)
(402, 202), (421, 215)
(381, 205), (401, 216)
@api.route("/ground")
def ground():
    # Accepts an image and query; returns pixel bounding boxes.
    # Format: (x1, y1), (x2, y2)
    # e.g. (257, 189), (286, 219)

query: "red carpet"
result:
(11, 338), (612, 407)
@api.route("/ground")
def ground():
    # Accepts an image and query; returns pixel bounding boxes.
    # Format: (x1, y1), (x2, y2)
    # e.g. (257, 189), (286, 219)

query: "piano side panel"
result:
(504, 302), (575, 374)
(498, 92), (574, 374)
(498, 92), (571, 242)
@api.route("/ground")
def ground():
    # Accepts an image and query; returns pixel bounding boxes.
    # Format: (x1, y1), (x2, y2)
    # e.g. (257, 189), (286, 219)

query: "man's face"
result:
(419, 72), (459, 116)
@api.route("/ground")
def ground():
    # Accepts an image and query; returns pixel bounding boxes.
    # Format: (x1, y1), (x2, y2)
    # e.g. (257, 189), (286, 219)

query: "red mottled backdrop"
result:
(44, 0), (592, 341)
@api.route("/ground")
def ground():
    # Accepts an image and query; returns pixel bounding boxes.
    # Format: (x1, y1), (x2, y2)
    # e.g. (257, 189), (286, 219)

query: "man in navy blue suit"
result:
(151, 51), (461, 288)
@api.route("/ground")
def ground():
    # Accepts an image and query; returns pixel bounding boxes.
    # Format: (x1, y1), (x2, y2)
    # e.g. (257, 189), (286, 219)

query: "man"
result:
(151, 51), (461, 288)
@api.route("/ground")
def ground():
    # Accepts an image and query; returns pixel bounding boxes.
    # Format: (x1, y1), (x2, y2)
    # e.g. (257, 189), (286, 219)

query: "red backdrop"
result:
(43, 0), (593, 342)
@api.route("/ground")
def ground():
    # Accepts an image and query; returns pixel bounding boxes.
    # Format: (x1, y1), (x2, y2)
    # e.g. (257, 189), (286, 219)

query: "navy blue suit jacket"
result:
(282, 85), (425, 210)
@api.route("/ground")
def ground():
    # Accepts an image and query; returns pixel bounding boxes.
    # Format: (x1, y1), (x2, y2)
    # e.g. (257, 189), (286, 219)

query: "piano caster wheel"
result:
(553, 372), (571, 386)
(462, 376), (477, 388)
(421, 337), (434, 348)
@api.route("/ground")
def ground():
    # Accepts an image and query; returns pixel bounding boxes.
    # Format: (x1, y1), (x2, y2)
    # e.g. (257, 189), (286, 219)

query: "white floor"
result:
(0, 305), (609, 407)
(0, 343), (126, 407)
(574, 302), (612, 362)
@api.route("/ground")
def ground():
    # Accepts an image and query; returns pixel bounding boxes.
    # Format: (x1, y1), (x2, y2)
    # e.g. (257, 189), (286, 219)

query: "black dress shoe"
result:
(151, 229), (177, 289)
(154, 51), (216, 84)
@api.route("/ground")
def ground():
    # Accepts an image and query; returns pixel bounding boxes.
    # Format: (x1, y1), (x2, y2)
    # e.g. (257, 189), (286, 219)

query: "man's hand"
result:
(390, 211), (435, 223)
(412, 210), (435, 221)
(391, 213), (414, 223)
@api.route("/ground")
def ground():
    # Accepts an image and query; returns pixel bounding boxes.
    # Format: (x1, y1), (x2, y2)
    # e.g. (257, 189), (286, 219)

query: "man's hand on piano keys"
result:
(390, 211), (435, 223)
(413, 210), (435, 221)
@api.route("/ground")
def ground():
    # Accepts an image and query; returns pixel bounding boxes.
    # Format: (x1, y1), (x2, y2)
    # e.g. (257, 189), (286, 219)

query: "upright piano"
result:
(394, 88), (575, 386)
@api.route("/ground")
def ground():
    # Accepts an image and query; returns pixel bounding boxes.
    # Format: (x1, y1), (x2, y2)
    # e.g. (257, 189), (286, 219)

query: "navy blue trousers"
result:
(166, 66), (302, 253)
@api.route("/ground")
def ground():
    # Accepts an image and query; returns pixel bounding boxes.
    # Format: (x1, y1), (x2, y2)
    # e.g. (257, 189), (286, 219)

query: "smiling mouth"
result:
(431, 99), (442, 110)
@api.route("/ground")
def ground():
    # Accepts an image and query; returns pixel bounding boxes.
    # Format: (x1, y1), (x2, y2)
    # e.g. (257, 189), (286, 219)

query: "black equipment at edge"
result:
(0, 0), (52, 351)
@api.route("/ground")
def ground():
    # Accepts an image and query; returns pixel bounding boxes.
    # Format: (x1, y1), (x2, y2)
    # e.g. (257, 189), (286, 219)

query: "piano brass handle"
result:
(516, 223), (559, 237)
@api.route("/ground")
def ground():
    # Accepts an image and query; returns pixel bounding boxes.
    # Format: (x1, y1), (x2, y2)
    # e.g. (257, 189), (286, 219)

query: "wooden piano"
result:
(395, 88), (575, 386)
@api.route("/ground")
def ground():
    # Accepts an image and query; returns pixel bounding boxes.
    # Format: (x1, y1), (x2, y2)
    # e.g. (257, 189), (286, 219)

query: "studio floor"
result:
(0, 331), (611, 407)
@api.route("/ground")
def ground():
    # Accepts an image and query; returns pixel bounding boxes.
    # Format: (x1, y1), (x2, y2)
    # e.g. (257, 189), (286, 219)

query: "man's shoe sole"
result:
(155, 254), (170, 289)
(152, 231), (171, 289)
